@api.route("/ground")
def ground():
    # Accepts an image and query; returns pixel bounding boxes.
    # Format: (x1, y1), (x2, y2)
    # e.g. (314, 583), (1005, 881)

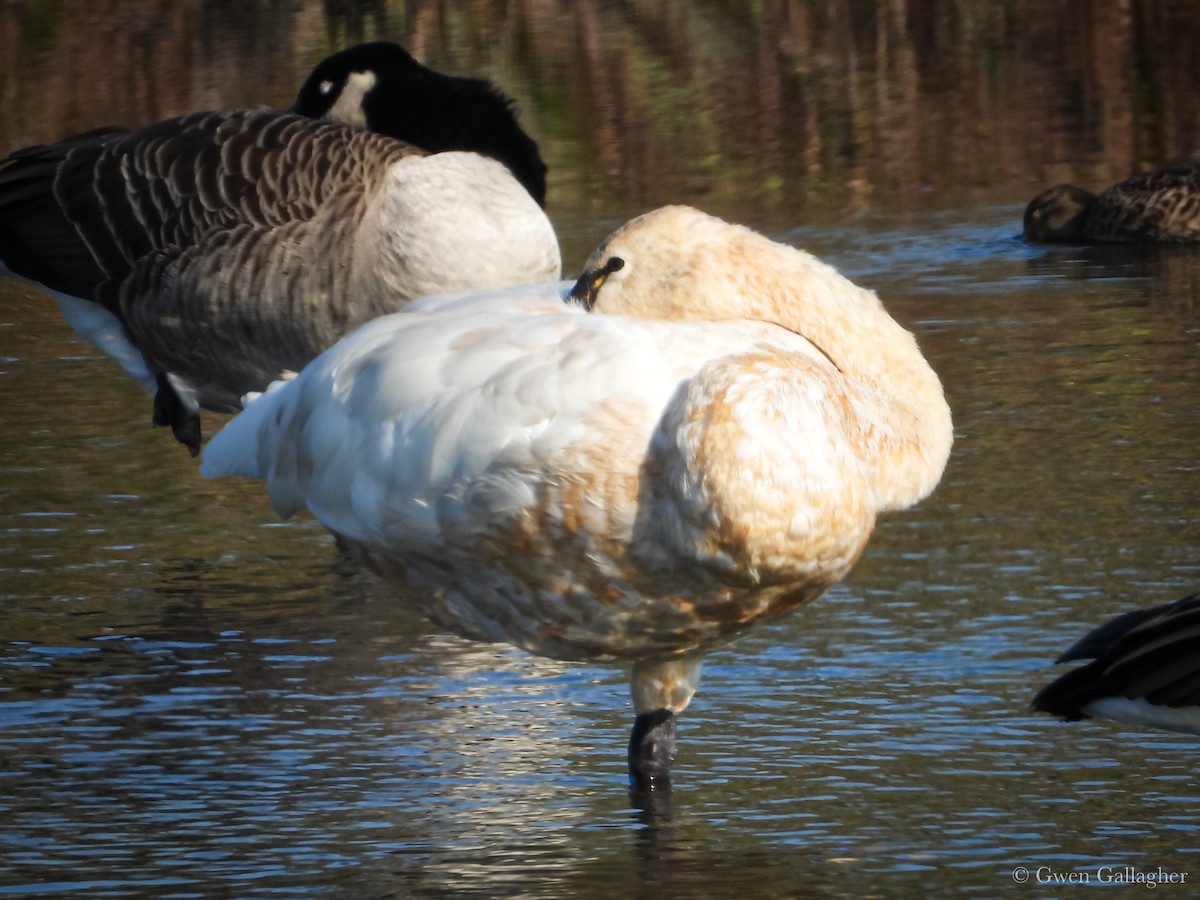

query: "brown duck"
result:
(1024, 164), (1200, 243)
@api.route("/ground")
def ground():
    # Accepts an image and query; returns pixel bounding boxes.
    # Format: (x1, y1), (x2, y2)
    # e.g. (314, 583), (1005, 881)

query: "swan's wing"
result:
(202, 303), (876, 587)
(402, 279), (573, 315)
(201, 303), (679, 541)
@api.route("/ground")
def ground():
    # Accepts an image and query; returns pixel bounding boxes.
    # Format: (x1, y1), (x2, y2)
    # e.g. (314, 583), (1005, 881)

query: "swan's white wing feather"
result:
(206, 305), (618, 530)
(402, 279), (572, 315)
(201, 301), (828, 553)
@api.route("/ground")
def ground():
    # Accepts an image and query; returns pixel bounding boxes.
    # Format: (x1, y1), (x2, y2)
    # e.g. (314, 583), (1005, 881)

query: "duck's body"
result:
(202, 206), (953, 788)
(0, 43), (559, 453)
(1023, 164), (1200, 243)
(1032, 593), (1200, 736)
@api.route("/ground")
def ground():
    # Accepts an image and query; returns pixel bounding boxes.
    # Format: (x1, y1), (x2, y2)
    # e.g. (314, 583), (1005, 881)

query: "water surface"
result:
(2, 2), (1199, 896)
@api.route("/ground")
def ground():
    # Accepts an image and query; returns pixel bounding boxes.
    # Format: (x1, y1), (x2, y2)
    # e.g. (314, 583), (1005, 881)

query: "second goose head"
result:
(291, 42), (548, 207)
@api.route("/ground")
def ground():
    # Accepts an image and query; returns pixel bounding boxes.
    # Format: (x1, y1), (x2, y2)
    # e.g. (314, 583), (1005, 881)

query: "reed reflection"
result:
(2, 1), (1200, 893)
(2, 1), (1198, 219)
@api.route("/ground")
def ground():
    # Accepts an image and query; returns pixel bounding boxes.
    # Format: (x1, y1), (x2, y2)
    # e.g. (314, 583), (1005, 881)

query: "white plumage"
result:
(202, 206), (954, 787)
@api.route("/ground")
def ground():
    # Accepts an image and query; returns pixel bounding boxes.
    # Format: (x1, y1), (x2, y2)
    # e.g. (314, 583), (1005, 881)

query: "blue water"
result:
(4, 4), (1200, 892)
(4, 205), (1199, 895)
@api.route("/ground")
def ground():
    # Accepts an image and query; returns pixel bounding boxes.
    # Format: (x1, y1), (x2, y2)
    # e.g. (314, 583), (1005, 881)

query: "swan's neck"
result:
(760, 262), (953, 512)
(642, 330), (949, 590)
(584, 211), (953, 578)
(610, 232), (953, 514)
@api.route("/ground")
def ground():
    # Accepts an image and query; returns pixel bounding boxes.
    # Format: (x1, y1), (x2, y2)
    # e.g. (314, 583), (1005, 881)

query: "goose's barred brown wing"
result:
(8, 110), (424, 410)
(1032, 593), (1200, 719)
(101, 111), (424, 408)
(1092, 164), (1200, 242)
(71, 111), (415, 284)
(0, 127), (125, 296)
(1, 44), (562, 457)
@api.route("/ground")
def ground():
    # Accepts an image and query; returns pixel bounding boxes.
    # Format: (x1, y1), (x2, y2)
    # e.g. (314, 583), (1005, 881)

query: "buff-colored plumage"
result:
(201, 206), (953, 780)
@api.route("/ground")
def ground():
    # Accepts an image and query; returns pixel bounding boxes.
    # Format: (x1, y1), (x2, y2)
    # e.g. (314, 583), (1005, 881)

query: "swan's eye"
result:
(318, 79), (335, 95)
(568, 256), (625, 310)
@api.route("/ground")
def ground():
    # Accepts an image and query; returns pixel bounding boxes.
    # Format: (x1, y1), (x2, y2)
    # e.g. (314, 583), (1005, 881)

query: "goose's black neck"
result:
(292, 43), (548, 206)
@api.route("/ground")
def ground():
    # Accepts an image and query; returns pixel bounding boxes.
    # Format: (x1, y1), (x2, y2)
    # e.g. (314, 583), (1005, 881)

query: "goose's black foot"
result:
(628, 708), (677, 793)
(153, 374), (201, 456)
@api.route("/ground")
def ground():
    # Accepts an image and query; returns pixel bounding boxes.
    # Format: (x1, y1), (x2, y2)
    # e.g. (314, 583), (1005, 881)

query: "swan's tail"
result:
(200, 376), (293, 481)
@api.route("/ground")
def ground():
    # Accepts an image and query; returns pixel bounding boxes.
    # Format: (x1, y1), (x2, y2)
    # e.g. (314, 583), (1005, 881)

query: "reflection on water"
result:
(3, 1), (1200, 895)
(3, 0), (1200, 232)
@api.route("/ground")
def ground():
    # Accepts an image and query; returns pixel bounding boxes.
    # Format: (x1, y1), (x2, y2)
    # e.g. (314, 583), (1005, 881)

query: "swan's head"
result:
(569, 206), (777, 321)
(291, 42), (548, 206)
(568, 205), (875, 335)
(568, 256), (625, 309)
(1023, 184), (1095, 242)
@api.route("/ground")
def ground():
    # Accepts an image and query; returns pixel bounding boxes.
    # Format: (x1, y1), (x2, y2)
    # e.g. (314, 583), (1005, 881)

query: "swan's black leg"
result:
(628, 708), (677, 792)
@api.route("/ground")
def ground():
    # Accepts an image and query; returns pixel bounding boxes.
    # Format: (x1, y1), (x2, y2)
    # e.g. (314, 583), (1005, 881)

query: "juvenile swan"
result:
(1032, 593), (1200, 736)
(201, 206), (954, 788)
(1024, 164), (1200, 243)
(0, 43), (560, 454)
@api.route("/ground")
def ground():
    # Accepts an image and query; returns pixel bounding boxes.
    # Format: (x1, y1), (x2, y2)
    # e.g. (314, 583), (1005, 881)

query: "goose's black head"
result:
(291, 42), (548, 206)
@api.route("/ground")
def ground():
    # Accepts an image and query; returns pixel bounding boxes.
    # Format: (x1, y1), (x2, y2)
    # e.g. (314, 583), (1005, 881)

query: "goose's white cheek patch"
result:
(326, 71), (377, 128)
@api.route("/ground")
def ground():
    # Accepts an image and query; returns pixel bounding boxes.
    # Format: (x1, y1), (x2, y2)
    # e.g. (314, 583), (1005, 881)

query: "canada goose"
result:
(1023, 164), (1200, 243)
(291, 42), (548, 207)
(0, 42), (560, 454)
(200, 206), (954, 789)
(1032, 593), (1200, 736)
